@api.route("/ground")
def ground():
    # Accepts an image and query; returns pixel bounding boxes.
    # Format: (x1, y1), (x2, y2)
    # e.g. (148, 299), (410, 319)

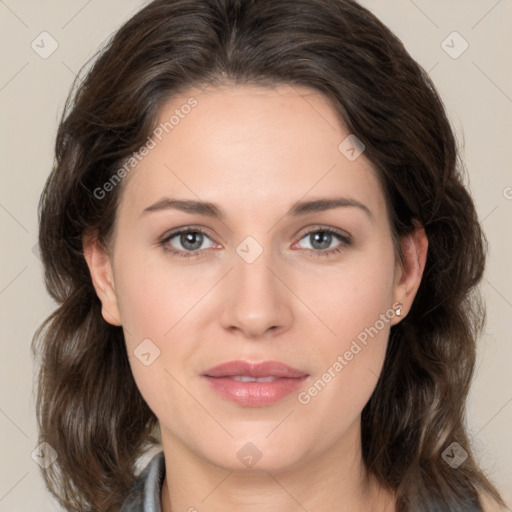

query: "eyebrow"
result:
(140, 196), (373, 221)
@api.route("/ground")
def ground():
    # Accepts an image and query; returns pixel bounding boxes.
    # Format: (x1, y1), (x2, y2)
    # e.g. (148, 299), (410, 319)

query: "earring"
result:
(396, 304), (402, 316)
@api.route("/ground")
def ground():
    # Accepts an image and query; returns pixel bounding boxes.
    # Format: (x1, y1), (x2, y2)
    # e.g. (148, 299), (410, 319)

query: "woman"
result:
(32, 0), (507, 510)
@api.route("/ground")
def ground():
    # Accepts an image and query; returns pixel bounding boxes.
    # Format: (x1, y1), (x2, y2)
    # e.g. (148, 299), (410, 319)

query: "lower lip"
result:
(202, 375), (309, 407)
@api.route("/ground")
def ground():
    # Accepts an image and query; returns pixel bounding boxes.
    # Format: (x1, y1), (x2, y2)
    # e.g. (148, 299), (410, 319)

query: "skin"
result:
(83, 83), (429, 512)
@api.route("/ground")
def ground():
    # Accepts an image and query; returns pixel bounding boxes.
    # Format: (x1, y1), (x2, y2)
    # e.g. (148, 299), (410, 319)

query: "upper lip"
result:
(203, 360), (308, 378)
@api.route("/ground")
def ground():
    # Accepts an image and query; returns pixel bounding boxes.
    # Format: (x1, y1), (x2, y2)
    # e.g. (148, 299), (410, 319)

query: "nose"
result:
(219, 244), (294, 339)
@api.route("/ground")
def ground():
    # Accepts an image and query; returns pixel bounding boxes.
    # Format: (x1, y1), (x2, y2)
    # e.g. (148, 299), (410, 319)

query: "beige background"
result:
(0, 1), (511, 510)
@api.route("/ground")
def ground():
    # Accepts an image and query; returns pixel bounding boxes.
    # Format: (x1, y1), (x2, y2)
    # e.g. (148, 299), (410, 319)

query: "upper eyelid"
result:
(161, 226), (216, 244)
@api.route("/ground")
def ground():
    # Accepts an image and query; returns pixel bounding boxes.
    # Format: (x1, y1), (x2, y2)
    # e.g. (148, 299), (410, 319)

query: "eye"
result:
(160, 228), (216, 259)
(293, 227), (351, 257)
(159, 226), (351, 259)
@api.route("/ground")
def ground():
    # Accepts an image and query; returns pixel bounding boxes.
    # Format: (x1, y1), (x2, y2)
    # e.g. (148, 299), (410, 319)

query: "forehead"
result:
(117, 83), (387, 224)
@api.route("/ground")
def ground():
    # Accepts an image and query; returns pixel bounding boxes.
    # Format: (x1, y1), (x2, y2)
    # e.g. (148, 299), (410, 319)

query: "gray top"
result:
(120, 451), (166, 512)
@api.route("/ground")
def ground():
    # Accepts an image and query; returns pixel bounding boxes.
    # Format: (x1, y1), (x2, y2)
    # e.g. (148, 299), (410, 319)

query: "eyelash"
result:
(159, 226), (352, 260)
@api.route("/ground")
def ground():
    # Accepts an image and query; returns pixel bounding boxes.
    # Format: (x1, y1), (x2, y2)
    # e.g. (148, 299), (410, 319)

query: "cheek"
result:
(111, 248), (207, 407)
(298, 245), (395, 413)
(297, 302), (392, 447)
(113, 264), (192, 424)
(113, 243), (204, 340)
(305, 240), (395, 344)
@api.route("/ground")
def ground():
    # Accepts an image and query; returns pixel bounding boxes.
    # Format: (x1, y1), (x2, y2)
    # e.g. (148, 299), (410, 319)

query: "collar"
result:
(121, 451), (166, 511)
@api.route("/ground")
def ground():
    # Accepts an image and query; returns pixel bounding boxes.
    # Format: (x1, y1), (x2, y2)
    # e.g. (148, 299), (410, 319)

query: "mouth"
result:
(202, 360), (310, 407)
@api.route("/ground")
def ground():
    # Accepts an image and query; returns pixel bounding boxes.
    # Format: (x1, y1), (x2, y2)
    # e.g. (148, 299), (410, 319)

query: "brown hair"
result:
(32, 0), (506, 510)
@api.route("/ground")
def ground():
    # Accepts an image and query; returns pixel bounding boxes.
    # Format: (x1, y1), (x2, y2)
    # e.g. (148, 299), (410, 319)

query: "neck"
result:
(160, 419), (395, 512)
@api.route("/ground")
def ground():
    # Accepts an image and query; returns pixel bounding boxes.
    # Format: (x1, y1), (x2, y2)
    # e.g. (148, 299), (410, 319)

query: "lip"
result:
(202, 360), (309, 407)
(203, 360), (308, 378)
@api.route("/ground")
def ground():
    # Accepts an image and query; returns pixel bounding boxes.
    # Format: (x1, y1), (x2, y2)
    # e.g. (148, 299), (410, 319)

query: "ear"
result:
(82, 232), (122, 326)
(392, 219), (428, 324)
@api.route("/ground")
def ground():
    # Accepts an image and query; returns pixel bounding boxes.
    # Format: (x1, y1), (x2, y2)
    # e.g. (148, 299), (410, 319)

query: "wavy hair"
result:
(32, 0), (506, 510)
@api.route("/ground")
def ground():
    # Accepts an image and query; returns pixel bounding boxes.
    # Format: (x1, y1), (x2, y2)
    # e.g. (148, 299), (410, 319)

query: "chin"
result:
(195, 433), (312, 474)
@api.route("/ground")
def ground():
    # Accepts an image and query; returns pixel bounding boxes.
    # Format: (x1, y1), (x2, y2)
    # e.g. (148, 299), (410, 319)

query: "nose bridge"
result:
(220, 235), (292, 337)
(235, 237), (276, 295)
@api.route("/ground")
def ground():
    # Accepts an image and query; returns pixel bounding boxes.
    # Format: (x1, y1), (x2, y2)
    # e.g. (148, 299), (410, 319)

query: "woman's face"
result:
(86, 83), (426, 472)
